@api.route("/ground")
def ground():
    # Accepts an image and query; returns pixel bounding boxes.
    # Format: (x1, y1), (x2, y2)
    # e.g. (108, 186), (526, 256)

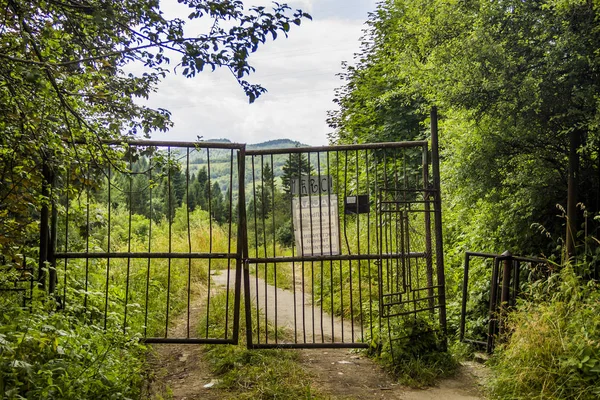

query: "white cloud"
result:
(141, 0), (376, 146)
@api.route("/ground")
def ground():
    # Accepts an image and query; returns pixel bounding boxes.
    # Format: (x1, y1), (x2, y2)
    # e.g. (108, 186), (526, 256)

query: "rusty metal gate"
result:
(43, 136), (446, 350)
(51, 141), (245, 344)
(243, 141), (446, 350)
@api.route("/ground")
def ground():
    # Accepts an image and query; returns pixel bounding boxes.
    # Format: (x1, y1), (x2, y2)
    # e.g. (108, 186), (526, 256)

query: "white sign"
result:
(292, 195), (340, 256)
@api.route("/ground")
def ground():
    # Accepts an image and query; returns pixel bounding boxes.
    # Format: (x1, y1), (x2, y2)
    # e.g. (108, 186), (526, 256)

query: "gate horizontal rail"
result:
(55, 252), (238, 259)
(247, 252), (427, 263)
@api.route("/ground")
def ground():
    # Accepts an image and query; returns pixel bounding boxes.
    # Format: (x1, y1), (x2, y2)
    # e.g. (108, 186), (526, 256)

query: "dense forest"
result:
(1, 0), (600, 399)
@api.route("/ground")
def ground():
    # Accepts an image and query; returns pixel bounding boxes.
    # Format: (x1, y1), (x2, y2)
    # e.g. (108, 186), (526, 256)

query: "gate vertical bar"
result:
(39, 160), (51, 290)
(499, 251), (512, 336)
(48, 174), (58, 296)
(430, 106), (447, 344)
(241, 148), (254, 348)
(487, 257), (500, 353)
(459, 253), (470, 342)
(423, 144), (434, 311)
(234, 146), (246, 345)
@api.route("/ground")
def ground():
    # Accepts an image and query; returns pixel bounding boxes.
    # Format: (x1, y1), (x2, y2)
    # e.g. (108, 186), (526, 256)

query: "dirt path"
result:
(145, 271), (487, 399)
(212, 270), (361, 343)
(144, 289), (223, 400)
(300, 349), (486, 399)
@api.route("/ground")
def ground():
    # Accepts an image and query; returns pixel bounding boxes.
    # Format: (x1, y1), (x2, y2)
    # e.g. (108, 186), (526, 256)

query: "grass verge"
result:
(487, 266), (600, 399)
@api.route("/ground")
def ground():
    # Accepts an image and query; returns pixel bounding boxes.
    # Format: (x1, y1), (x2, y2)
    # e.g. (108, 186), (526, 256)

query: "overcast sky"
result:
(139, 0), (378, 146)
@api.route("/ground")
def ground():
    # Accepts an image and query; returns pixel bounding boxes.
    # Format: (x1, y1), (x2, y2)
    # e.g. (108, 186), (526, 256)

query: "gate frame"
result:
(459, 251), (546, 353)
(39, 111), (447, 349)
(47, 140), (247, 345)
(242, 133), (446, 350)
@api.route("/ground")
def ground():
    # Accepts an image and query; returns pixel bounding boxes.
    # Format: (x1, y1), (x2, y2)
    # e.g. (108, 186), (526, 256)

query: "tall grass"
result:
(59, 203), (235, 337)
(488, 266), (600, 399)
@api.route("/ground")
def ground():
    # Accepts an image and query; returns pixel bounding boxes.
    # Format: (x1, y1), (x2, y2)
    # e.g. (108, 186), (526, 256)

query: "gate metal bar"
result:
(52, 140), (245, 344)
(460, 251), (547, 353)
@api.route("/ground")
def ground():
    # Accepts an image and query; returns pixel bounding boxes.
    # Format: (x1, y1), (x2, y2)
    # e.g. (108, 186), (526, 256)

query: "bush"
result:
(376, 316), (458, 387)
(0, 297), (147, 399)
(488, 266), (600, 399)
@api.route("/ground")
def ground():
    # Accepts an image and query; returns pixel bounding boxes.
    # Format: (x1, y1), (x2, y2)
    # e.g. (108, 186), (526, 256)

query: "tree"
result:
(281, 152), (313, 196)
(0, 0), (311, 260)
(209, 181), (225, 223)
(330, 0), (600, 259)
(196, 166), (209, 211)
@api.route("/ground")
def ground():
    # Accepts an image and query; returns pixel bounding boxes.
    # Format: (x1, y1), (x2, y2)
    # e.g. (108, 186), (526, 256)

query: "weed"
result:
(200, 291), (324, 399)
(375, 316), (459, 387)
(488, 266), (600, 399)
(0, 295), (146, 399)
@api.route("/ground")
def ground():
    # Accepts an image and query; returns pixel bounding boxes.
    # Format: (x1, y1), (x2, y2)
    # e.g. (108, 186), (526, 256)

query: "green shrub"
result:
(375, 316), (458, 387)
(0, 297), (146, 399)
(488, 266), (600, 399)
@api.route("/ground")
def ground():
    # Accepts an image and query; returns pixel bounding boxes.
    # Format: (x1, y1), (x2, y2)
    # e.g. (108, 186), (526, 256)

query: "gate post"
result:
(38, 158), (51, 290)
(430, 106), (447, 345)
(38, 154), (58, 296)
(499, 250), (512, 336)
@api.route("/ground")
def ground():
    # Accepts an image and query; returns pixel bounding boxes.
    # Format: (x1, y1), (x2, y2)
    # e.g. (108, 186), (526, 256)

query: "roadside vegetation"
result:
(488, 265), (600, 399)
(0, 295), (146, 399)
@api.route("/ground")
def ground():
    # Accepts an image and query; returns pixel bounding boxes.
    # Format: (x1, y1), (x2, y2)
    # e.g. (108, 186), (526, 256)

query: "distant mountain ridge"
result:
(199, 138), (308, 149)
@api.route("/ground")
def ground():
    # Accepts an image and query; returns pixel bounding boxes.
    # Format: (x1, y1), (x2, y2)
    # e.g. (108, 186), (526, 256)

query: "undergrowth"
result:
(0, 295), (146, 399)
(488, 266), (600, 399)
(375, 315), (459, 387)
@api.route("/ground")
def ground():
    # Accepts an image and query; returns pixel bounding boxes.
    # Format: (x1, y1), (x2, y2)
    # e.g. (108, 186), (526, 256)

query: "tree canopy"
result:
(329, 0), (600, 259)
(0, 0), (310, 256)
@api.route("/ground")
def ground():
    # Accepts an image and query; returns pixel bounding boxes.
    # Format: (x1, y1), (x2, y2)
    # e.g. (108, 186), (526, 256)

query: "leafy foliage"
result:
(1, 0), (311, 260)
(329, 0), (600, 258)
(489, 266), (600, 399)
(0, 296), (146, 399)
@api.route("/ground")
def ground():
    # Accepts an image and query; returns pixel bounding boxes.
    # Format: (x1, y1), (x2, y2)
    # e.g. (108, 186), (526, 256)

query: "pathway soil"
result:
(145, 271), (488, 399)
(144, 294), (223, 400)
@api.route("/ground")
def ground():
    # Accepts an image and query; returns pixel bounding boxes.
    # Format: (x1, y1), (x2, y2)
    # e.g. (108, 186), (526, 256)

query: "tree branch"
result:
(0, 35), (225, 67)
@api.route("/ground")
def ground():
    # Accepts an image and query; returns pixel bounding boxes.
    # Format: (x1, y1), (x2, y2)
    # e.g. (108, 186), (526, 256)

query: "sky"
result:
(139, 0), (378, 146)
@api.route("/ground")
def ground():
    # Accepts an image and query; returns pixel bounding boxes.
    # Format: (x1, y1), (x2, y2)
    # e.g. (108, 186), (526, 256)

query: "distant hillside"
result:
(198, 138), (308, 149)
(183, 139), (312, 191)
(248, 139), (307, 150)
